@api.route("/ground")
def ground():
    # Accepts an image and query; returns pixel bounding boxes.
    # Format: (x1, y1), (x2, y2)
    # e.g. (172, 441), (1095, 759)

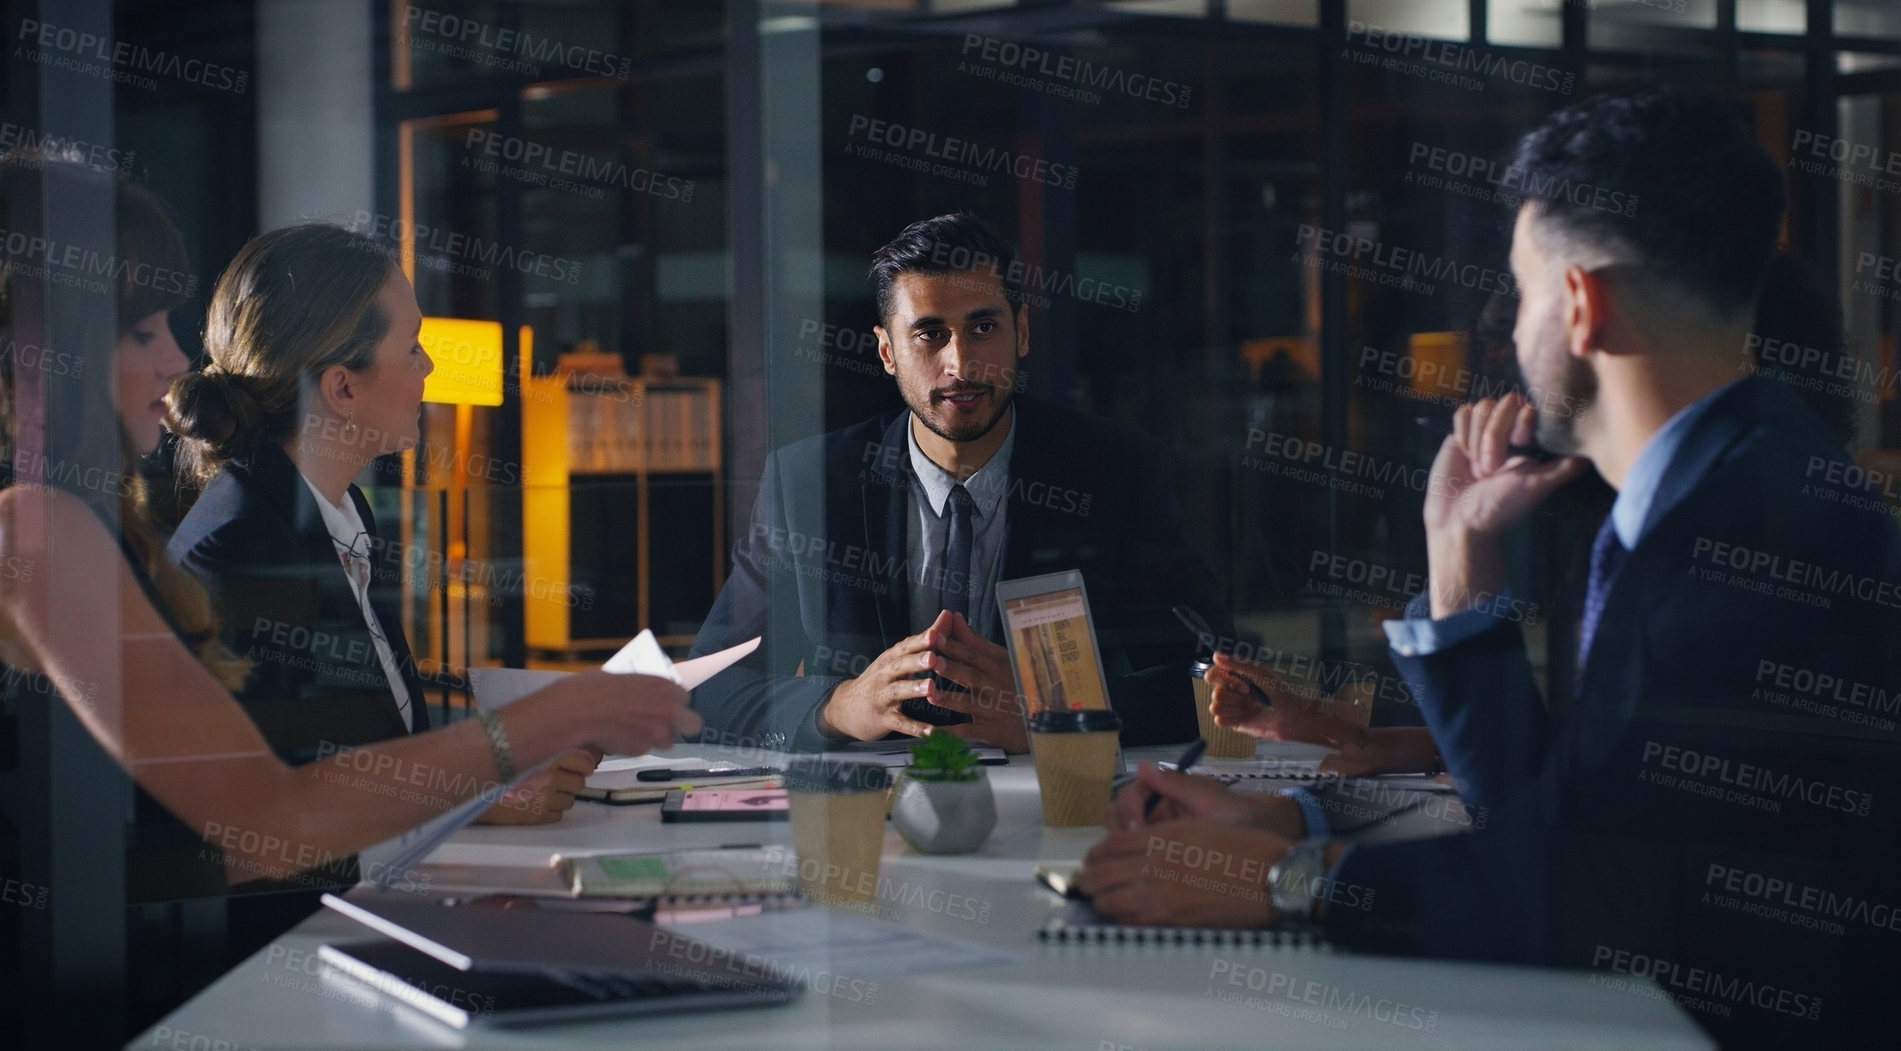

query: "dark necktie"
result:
(1577, 514), (1627, 668)
(940, 484), (976, 622)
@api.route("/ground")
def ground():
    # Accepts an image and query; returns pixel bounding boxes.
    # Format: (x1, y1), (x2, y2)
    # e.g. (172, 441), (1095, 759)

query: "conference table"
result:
(132, 742), (1714, 1050)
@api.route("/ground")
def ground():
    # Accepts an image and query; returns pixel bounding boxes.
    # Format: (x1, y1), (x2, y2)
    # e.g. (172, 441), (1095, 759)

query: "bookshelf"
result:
(521, 376), (724, 654)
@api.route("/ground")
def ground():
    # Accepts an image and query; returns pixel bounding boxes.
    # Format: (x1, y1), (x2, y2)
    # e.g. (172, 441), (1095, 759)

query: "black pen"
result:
(1177, 606), (1272, 710)
(635, 766), (779, 782)
(1173, 605), (1218, 654)
(1143, 739), (1207, 821)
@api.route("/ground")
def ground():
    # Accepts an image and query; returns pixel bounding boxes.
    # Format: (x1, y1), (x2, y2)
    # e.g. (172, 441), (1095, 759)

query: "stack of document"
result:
(579, 755), (781, 804)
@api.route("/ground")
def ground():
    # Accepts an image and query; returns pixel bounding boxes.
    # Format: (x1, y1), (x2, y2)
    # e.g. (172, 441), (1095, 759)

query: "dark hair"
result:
(169, 224), (396, 485)
(0, 149), (247, 690)
(1751, 252), (1855, 447)
(0, 147), (194, 335)
(1509, 85), (1784, 315)
(116, 172), (196, 330)
(868, 212), (1022, 324)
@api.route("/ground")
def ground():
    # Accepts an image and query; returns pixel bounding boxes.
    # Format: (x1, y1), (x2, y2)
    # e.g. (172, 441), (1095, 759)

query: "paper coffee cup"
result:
(784, 760), (890, 905)
(1191, 659), (1259, 759)
(1029, 708), (1123, 826)
(1317, 660), (1377, 730)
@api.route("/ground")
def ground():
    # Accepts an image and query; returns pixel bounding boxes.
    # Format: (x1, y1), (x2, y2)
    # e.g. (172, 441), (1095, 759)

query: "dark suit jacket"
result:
(688, 401), (1230, 750)
(167, 443), (429, 764)
(1329, 379), (1901, 1047)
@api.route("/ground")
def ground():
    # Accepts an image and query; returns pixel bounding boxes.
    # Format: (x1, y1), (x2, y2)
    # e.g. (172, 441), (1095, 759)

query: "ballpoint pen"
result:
(1174, 605), (1271, 709)
(635, 766), (779, 782)
(1143, 738), (1207, 821)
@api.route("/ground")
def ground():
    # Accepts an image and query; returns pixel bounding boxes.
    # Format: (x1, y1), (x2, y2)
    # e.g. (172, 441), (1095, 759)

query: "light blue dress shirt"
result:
(1381, 380), (1743, 658)
(1303, 383), (1746, 877)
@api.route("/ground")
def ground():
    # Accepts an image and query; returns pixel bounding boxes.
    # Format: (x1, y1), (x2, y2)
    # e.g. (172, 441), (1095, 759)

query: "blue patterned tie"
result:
(940, 484), (976, 621)
(1577, 514), (1626, 667)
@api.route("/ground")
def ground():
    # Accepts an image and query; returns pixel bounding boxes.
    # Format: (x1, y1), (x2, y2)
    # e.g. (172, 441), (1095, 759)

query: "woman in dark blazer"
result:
(167, 224), (596, 824)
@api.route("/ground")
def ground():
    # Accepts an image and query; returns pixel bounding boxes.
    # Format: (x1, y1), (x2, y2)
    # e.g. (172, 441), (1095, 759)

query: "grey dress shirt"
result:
(905, 410), (1015, 639)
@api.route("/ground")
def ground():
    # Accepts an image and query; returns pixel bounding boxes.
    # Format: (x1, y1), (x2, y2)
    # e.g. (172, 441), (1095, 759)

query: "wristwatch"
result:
(1267, 837), (1330, 921)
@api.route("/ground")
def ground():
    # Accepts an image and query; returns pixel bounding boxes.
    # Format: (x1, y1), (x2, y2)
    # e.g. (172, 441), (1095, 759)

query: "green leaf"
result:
(907, 729), (981, 782)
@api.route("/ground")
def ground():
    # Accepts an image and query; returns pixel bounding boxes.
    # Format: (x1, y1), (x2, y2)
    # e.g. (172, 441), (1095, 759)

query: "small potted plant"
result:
(890, 730), (997, 854)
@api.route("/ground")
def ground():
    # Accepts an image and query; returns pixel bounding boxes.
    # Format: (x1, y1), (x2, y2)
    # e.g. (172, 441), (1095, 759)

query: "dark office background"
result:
(3, 1), (1899, 1045)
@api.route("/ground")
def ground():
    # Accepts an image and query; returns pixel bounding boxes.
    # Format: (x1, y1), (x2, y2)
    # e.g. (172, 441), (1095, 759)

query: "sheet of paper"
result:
(1189, 754), (1325, 777)
(600, 629), (680, 680)
(421, 841), (573, 868)
(1362, 774), (1459, 794)
(671, 636), (760, 689)
(406, 861), (571, 897)
(593, 754), (686, 774)
(666, 907), (1017, 981)
(357, 777), (527, 889)
(464, 667), (565, 711)
(467, 635), (760, 711)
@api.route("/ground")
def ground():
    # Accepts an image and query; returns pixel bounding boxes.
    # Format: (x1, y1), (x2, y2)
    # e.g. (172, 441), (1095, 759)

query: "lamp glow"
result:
(418, 318), (531, 407)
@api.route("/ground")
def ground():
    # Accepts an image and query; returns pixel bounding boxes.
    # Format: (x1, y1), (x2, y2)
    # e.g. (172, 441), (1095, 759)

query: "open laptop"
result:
(318, 892), (800, 1028)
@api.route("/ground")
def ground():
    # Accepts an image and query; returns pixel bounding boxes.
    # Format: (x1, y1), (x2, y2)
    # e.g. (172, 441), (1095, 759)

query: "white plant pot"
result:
(891, 773), (997, 854)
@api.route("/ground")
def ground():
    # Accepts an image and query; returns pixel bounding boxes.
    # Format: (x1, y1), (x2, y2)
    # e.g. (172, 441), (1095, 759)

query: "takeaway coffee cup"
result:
(784, 759), (891, 905)
(1029, 708), (1123, 826)
(1190, 659), (1259, 759)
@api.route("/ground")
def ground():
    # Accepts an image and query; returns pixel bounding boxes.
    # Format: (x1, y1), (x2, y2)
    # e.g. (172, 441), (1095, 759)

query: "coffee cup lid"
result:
(1029, 708), (1123, 734)
(782, 758), (891, 793)
(1190, 658), (1215, 675)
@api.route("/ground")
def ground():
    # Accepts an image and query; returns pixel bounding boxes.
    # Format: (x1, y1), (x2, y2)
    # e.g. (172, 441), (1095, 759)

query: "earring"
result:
(338, 412), (360, 445)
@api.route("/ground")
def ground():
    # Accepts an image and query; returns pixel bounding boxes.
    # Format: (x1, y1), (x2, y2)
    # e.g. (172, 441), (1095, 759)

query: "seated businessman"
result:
(689, 212), (1229, 753)
(1080, 87), (1901, 1048)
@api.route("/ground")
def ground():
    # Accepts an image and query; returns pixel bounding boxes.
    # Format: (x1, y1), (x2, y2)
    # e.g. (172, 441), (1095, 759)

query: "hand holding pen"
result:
(1143, 739), (1206, 820)
(1105, 748), (1300, 835)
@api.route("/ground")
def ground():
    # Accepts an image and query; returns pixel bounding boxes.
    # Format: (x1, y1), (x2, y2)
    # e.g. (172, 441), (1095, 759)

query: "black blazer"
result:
(1330, 379), (1901, 1047)
(688, 401), (1231, 750)
(167, 443), (429, 764)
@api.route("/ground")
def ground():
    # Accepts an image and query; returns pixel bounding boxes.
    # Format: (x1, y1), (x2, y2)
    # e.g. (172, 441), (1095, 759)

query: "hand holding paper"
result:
(363, 633), (758, 887)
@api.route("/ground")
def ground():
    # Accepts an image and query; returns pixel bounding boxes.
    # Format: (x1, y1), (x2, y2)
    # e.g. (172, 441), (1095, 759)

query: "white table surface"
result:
(130, 744), (1715, 1050)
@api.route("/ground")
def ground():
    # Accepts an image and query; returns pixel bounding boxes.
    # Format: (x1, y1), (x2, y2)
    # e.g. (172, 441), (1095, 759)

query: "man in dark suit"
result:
(1081, 88), (1901, 1047)
(689, 213), (1226, 752)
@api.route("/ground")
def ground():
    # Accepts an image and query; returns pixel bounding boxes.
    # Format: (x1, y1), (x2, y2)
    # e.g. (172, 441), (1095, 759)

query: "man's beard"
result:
(909, 383), (1012, 444)
(1530, 348), (1597, 455)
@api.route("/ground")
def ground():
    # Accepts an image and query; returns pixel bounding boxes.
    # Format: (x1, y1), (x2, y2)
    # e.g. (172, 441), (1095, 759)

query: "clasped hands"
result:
(817, 609), (1029, 753)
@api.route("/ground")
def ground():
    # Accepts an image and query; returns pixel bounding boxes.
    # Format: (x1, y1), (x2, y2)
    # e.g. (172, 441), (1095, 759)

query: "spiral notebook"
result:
(1037, 916), (1326, 947)
(1197, 769), (1458, 794)
(1033, 868), (1328, 946)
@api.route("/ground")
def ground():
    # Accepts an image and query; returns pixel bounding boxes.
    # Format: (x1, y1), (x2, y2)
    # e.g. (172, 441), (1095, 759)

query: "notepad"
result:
(561, 848), (797, 899)
(1198, 770), (1458, 795)
(578, 773), (781, 805)
(1032, 872), (1328, 947)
